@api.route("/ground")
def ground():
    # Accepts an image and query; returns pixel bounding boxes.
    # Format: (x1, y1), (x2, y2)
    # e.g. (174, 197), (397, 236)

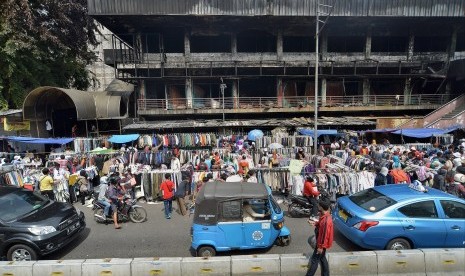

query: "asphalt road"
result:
(46, 197), (363, 260)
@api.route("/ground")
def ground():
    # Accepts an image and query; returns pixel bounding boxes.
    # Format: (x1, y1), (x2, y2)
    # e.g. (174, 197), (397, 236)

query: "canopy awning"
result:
(108, 134), (140, 144)
(7, 136), (74, 145)
(23, 86), (132, 121)
(392, 128), (455, 138)
(298, 129), (338, 137)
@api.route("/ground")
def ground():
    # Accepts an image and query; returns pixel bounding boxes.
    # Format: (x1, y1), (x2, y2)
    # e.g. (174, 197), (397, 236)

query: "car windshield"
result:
(349, 188), (397, 213)
(0, 190), (48, 221)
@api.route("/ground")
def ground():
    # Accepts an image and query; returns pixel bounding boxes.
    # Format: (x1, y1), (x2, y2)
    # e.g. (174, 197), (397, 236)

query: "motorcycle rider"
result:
(303, 176), (320, 222)
(106, 176), (123, 229)
(97, 176), (111, 218)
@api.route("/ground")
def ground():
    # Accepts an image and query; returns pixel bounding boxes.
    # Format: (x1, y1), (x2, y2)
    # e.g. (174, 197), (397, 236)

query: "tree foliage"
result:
(0, 0), (98, 109)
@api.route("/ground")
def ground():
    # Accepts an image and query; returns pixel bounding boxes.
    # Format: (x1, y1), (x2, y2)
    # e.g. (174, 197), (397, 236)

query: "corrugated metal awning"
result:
(123, 117), (375, 130)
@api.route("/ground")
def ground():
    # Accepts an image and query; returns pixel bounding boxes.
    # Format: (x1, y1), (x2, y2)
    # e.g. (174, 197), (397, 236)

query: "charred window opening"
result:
(239, 78), (275, 97)
(146, 81), (166, 99)
(370, 80), (403, 95)
(283, 36), (314, 52)
(163, 31), (184, 53)
(141, 34), (161, 53)
(328, 36), (364, 53)
(372, 36), (407, 52)
(191, 35), (231, 53)
(342, 80), (361, 96)
(456, 32), (465, 51)
(237, 32), (277, 53)
(414, 36), (448, 52)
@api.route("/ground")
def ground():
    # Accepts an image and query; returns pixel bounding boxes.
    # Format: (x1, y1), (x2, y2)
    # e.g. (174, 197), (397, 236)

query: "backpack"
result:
(389, 169), (409, 184)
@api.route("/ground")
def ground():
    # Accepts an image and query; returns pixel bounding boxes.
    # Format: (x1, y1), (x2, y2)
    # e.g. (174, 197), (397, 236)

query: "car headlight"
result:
(28, 226), (56, 235)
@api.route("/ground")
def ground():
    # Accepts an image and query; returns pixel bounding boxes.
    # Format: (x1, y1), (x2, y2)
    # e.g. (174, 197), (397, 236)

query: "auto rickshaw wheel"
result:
(277, 235), (291, 246)
(197, 246), (216, 257)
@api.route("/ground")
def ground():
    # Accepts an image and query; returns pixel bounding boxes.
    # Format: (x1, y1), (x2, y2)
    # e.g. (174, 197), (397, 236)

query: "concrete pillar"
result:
(320, 33), (328, 59)
(365, 28), (372, 59)
(407, 31), (414, 61)
(231, 33), (237, 57)
(321, 78), (327, 106)
(135, 33), (143, 62)
(277, 78), (283, 107)
(277, 30), (283, 61)
(403, 78), (412, 105)
(184, 30), (190, 60)
(139, 79), (146, 100)
(185, 78), (193, 108)
(362, 79), (370, 104)
(449, 27), (458, 60)
(232, 79), (239, 108)
(445, 82), (452, 102)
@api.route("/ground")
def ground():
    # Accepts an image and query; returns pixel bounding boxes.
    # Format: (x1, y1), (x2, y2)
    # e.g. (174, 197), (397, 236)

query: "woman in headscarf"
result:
(392, 155), (402, 170)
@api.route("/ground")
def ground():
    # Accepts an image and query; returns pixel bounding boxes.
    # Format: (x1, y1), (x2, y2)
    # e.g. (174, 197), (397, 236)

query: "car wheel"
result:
(386, 238), (411, 250)
(7, 244), (38, 261)
(197, 246), (216, 257)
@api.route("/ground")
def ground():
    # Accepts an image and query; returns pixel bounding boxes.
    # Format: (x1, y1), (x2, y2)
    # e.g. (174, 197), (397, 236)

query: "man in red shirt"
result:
(306, 198), (333, 276)
(160, 173), (175, 219)
(302, 176), (320, 221)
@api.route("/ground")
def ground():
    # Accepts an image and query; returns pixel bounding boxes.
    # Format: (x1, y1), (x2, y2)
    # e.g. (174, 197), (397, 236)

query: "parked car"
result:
(334, 184), (465, 250)
(0, 187), (86, 261)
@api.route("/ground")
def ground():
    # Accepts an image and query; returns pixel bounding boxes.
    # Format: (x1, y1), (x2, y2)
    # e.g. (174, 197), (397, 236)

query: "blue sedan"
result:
(333, 184), (465, 250)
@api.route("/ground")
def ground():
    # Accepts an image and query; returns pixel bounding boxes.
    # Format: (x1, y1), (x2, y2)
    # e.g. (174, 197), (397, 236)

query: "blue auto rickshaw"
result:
(191, 181), (291, 257)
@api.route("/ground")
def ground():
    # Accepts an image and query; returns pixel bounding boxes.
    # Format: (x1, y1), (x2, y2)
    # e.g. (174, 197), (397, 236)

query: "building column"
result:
(407, 31), (414, 61)
(321, 78), (327, 106)
(362, 79), (370, 104)
(320, 32), (328, 59)
(184, 30), (190, 61)
(277, 78), (283, 107)
(403, 78), (412, 105)
(232, 79), (239, 108)
(277, 30), (283, 61)
(185, 78), (193, 108)
(138, 80), (146, 112)
(445, 82), (452, 102)
(365, 28), (372, 60)
(449, 27), (458, 60)
(231, 33), (237, 57)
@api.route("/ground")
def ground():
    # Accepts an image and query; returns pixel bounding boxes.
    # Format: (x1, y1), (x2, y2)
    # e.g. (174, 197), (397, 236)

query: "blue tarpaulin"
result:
(108, 134), (140, 144)
(6, 136), (74, 145)
(298, 129), (338, 137)
(392, 128), (451, 138)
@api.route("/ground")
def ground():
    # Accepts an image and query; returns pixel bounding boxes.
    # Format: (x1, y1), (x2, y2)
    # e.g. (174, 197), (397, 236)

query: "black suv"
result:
(0, 187), (86, 261)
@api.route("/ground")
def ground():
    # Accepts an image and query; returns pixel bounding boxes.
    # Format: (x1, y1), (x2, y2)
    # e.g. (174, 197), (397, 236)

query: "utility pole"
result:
(314, 1), (334, 155)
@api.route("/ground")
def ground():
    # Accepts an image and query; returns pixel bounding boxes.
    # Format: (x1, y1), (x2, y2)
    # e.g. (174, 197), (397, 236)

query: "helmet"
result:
(100, 176), (108, 185)
(109, 176), (118, 185)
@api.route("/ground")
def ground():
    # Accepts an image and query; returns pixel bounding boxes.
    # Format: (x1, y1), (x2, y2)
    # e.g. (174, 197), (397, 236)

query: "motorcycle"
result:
(287, 189), (334, 218)
(93, 195), (147, 224)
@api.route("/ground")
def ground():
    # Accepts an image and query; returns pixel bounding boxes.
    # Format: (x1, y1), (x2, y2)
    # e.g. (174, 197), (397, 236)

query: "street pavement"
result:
(46, 197), (363, 260)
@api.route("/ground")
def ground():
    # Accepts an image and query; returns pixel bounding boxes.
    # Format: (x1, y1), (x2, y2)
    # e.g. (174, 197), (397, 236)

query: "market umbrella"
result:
(247, 129), (264, 141)
(268, 143), (284, 149)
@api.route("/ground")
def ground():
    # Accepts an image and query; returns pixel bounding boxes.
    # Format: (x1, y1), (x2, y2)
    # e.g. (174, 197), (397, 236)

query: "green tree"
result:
(0, 0), (98, 109)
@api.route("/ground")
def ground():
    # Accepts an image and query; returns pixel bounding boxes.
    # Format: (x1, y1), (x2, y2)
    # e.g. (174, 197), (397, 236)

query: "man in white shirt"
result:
(170, 155), (181, 171)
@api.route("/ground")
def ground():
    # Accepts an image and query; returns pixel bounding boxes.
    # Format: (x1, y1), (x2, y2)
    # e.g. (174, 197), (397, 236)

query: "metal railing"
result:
(137, 94), (446, 111)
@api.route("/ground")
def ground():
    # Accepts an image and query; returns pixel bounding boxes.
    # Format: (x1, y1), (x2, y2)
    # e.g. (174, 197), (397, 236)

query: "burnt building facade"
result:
(88, 0), (465, 129)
